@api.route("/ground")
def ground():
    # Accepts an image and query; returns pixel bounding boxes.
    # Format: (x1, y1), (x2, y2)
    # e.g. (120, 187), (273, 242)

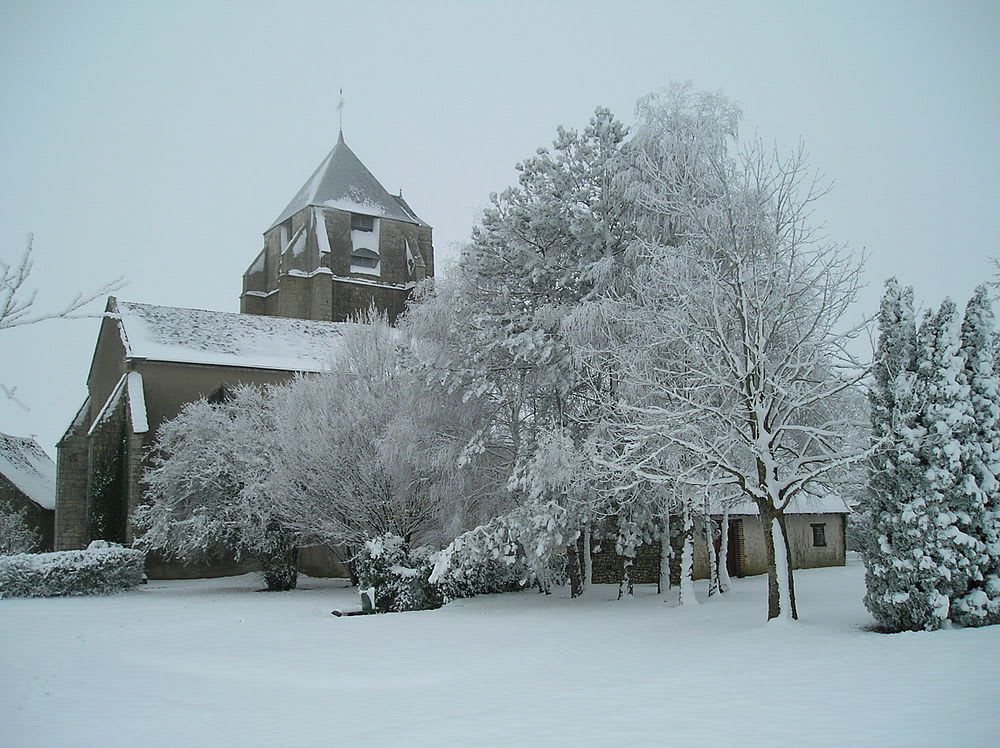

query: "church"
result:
(54, 131), (434, 576)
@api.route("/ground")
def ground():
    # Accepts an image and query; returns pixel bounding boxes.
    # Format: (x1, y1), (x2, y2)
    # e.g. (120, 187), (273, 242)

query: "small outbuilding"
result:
(588, 494), (850, 585)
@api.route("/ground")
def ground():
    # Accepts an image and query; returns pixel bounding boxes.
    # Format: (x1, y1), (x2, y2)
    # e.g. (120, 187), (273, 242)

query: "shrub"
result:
(0, 541), (146, 598)
(354, 534), (442, 613)
(0, 501), (41, 555)
(429, 523), (527, 602)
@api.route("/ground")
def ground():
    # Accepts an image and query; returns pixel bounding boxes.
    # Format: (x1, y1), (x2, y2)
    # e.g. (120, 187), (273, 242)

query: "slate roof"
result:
(0, 432), (56, 510)
(270, 132), (429, 230)
(111, 299), (349, 372)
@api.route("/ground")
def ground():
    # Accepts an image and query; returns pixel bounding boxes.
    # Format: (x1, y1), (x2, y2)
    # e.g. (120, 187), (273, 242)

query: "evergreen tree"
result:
(914, 300), (982, 620)
(952, 286), (1000, 625)
(863, 279), (934, 631)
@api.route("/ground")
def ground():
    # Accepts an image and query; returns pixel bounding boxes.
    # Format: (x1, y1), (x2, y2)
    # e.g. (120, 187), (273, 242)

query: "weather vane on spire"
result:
(337, 89), (346, 134)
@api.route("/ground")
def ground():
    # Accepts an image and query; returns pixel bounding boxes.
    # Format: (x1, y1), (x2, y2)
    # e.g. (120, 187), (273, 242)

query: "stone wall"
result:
(86, 394), (129, 544)
(330, 279), (409, 323)
(589, 537), (661, 584)
(55, 411), (92, 550)
(241, 205), (433, 324)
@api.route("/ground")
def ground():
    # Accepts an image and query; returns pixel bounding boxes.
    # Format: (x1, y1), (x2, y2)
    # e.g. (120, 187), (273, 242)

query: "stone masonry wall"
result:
(86, 395), (129, 544)
(55, 418), (90, 550)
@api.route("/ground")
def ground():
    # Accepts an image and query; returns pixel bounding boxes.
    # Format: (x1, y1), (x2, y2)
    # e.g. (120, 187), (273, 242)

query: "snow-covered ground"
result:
(3, 554), (998, 747)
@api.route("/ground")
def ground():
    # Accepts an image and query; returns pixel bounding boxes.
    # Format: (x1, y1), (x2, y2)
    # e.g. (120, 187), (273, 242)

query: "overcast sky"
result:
(2, 0), (999, 455)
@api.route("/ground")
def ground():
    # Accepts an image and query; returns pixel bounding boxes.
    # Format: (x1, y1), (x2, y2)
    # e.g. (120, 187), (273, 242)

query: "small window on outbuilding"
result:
(351, 213), (374, 232)
(811, 523), (827, 548)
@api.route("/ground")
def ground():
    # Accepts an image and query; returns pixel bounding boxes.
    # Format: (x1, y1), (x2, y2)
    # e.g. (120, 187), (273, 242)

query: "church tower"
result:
(241, 131), (433, 322)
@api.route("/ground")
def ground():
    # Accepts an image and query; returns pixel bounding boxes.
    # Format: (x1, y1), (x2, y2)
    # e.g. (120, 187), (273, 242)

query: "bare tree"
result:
(1, 234), (124, 331)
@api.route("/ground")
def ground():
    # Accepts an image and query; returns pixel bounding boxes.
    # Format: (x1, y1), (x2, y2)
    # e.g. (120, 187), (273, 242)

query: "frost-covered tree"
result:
(863, 279), (929, 629)
(587, 85), (867, 621)
(0, 500), (41, 555)
(913, 301), (983, 619)
(404, 109), (633, 592)
(951, 287), (1000, 625)
(267, 310), (445, 554)
(863, 286), (994, 631)
(134, 386), (300, 591)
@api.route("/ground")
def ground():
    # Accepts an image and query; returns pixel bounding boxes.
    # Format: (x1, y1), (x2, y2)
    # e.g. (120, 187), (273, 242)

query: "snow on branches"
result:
(864, 282), (1000, 631)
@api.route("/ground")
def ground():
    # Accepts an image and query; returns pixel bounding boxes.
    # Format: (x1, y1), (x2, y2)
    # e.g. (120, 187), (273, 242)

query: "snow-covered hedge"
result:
(354, 534), (442, 613)
(0, 541), (146, 598)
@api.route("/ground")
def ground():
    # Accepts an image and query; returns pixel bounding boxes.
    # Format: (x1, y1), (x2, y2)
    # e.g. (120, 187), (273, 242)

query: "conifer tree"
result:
(914, 300), (982, 619)
(863, 279), (932, 630)
(952, 286), (1000, 625)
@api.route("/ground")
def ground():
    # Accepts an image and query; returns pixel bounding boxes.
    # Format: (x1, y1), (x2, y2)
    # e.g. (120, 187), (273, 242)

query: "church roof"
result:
(270, 132), (429, 230)
(112, 299), (349, 372)
(0, 432), (56, 510)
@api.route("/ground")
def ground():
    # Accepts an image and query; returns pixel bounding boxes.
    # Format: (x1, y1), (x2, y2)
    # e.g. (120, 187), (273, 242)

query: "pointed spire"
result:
(268, 134), (428, 229)
(337, 88), (346, 137)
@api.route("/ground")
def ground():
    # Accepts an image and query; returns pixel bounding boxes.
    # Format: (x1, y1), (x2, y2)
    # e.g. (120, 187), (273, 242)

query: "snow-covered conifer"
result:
(864, 290), (986, 631)
(952, 286), (1000, 625)
(863, 279), (927, 630)
(915, 301), (982, 620)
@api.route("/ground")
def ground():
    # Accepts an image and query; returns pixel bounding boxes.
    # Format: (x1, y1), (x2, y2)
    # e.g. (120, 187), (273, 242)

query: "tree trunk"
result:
(567, 542), (583, 598)
(761, 507), (797, 620)
(618, 555), (634, 599)
(583, 524), (593, 590)
(678, 503), (697, 606)
(669, 513), (682, 588)
(718, 506), (732, 593)
(658, 510), (671, 595)
(706, 509), (720, 598)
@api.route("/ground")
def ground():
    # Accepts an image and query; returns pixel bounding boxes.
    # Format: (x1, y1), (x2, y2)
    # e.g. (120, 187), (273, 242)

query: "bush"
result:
(0, 501), (41, 555)
(354, 534), (442, 613)
(0, 541), (146, 598)
(429, 524), (527, 602)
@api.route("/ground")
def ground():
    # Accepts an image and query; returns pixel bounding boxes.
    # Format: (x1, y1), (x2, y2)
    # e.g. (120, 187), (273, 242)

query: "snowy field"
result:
(3, 554), (998, 747)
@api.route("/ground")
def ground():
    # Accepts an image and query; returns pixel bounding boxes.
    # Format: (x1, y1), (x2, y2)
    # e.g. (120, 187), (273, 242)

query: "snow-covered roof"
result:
(0, 432), (56, 510)
(87, 374), (126, 437)
(269, 132), (429, 230)
(113, 300), (349, 372)
(126, 372), (149, 433)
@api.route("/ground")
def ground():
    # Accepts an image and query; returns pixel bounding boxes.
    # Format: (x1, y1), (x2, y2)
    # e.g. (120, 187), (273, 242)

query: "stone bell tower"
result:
(240, 130), (434, 323)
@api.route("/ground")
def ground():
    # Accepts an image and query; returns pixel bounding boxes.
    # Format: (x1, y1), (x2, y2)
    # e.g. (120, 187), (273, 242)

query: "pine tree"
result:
(952, 286), (1000, 625)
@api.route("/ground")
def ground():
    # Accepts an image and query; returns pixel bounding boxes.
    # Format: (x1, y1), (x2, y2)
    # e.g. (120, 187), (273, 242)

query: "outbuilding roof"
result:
(111, 299), (349, 372)
(0, 432), (56, 510)
(270, 132), (429, 230)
